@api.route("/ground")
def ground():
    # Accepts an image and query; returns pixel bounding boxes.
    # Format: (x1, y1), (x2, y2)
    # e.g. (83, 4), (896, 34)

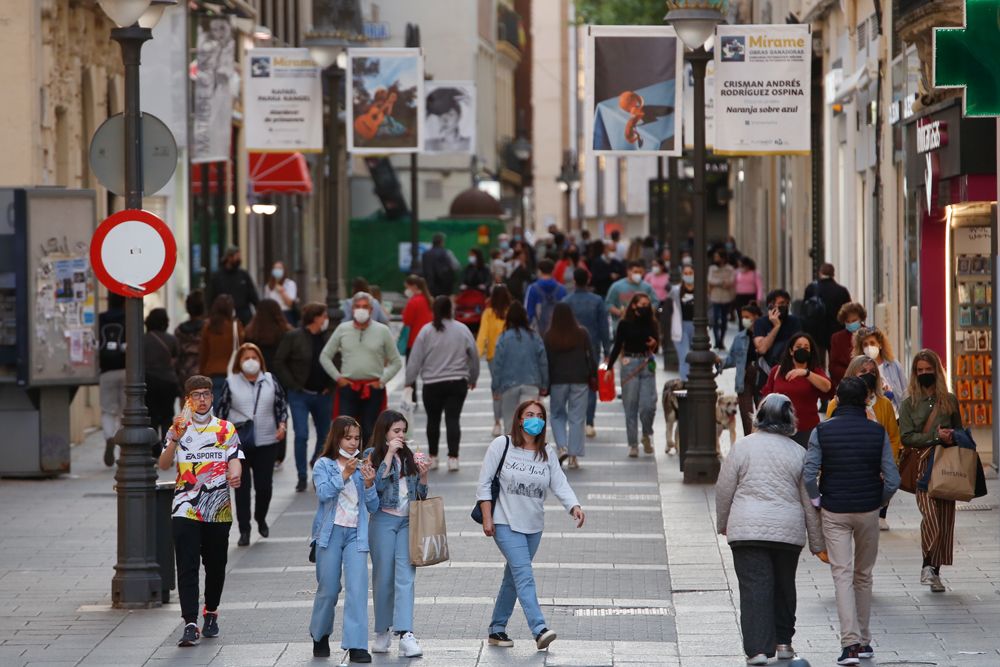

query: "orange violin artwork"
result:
(354, 89), (399, 142)
(619, 91), (646, 147)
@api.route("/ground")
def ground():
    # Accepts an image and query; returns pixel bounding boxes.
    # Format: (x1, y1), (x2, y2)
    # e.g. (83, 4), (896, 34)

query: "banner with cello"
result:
(347, 48), (424, 154)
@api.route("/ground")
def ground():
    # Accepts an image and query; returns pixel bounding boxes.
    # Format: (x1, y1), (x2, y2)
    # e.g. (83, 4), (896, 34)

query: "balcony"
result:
(497, 6), (525, 59)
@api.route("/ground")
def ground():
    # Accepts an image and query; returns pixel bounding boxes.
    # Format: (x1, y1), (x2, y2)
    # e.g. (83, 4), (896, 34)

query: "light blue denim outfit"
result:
(549, 383), (589, 456)
(363, 449), (428, 634)
(491, 525), (545, 636)
(491, 329), (549, 429)
(563, 291), (612, 426)
(309, 457), (380, 648)
(721, 329), (753, 393)
(620, 360), (657, 447)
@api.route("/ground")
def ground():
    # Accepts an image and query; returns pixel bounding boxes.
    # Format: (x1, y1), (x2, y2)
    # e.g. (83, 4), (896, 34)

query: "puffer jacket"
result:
(715, 431), (825, 553)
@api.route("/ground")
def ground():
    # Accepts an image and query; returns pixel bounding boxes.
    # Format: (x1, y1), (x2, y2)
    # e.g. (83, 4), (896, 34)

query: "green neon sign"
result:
(934, 0), (1000, 117)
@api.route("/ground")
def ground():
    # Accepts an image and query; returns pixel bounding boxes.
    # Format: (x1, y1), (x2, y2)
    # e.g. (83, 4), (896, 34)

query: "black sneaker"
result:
(237, 530), (250, 547)
(177, 623), (199, 647)
(858, 645), (874, 659)
(488, 632), (514, 647)
(348, 648), (372, 663)
(837, 644), (861, 665)
(534, 628), (556, 650)
(312, 635), (330, 657)
(202, 611), (219, 638)
(295, 479), (307, 492)
(257, 520), (269, 538)
(103, 440), (115, 467)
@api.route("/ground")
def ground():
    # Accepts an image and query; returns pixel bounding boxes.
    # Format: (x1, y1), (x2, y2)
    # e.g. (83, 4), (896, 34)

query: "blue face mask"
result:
(522, 417), (545, 436)
(845, 321), (862, 333)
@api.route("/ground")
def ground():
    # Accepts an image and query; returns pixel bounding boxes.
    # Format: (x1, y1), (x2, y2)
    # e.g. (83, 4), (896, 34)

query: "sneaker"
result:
(641, 434), (653, 453)
(666, 445), (677, 456)
(177, 623), (200, 647)
(929, 575), (945, 592)
(837, 644), (861, 665)
(858, 645), (874, 659)
(585, 425), (596, 438)
(568, 456), (579, 470)
(202, 611), (219, 638)
(920, 565), (935, 584)
(429, 456), (439, 470)
(557, 447), (569, 464)
(447, 457), (459, 472)
(372, 631), (391, 653)
(312, 635), (330, 657)
(295, 479), (307, 493)
(237, 530), (250, 547)
(399, 631), (422, 657)
(488, 632), (513, 647)
(878, 517), (890, 531)
(775, 643), (795, 659)
(103, 439), (116, 467)
(534, 628), (556, 650)
(492, 422), (502, 437)
(628, 446), (639, 458)
(348, 648), (372, 663)
(746, 655), (768, 666)
(273, 459), (283, 470)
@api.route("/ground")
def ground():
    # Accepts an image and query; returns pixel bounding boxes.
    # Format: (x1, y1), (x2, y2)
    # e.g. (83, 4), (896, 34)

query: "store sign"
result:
(916, 119), (949, 153)
(933, 0), (1000, 117)
(244, 48), (323, 152)
(713, 24), (812, 155)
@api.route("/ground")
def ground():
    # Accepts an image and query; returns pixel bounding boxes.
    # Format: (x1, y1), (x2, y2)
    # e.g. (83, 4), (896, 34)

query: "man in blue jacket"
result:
(562, 269), (611, 437)
(803, 377), (900, 666)
(524, 259), (567, 335)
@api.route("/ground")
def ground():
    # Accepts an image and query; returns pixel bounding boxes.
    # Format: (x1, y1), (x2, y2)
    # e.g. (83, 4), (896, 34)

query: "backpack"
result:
(429, 249), (455, 295)
(801, 281), (827, 341)
(99, 321), (126, 370)
(534, 286), (558, 335)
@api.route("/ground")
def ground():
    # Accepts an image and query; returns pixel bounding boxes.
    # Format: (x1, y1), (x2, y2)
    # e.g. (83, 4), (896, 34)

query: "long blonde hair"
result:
(852, 326), (895, 362)
(905, 349), (955, 415)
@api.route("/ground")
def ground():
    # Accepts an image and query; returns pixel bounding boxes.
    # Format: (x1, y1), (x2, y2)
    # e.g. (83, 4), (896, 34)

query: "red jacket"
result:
(402, 293), (433, 350)
(828, 328), (854, 389)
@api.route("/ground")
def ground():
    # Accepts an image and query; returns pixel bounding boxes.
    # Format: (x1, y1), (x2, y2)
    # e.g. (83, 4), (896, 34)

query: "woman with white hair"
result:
(715, 394), (826, 665)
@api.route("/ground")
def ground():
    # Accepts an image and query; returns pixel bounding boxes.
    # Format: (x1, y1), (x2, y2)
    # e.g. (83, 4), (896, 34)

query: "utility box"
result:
(0, 188), (99, 477)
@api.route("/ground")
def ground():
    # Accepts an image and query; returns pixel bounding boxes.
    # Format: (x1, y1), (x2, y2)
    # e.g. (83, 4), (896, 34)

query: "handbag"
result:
(898, 403), (939, 494)
(952, 428), (989, 499)
(597, 366), (616, 402)
(409, 496), (449, 566)
(233, 381), (262, 450)
(928, 443), (978, 502)
(471, 436), (510, 524)
(397, 325), (411, 356)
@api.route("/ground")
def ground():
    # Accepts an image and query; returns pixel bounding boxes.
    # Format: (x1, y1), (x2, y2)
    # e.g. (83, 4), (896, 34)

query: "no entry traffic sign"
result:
(90, 209), (176, 297)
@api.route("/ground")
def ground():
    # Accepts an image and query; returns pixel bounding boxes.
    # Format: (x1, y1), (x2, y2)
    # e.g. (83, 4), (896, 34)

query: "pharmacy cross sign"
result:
(933, 0), (1000, 117)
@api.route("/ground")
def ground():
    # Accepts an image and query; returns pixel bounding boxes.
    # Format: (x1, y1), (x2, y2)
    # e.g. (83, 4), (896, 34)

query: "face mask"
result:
(468, 256), (477, 265)
(845, 321), (862, 333)
(319, 317), (330, 332)
(513, 234), (522, 241)
(271, 268), (284, 280)
(778, 305), (789, 320)
(339, 448), (359, 459)
(860, 372), (878, 392)
(725, 242), (735, 251)
(404, 288), (414, 298)
(191, 409), (212, 424)
(792, 348), (810, 363)
(681, 257), (693, 267)
(635, 306), (652, 319)
(863, 345), (880, 359)
(604, 252), (614, 260)
(353, 308), (371, 324)
(651, 266), (663, 275)
(522, 417), (545, 436)
(741, 317), (753, 329)
(241, 358), (261, 376)
(629, 273), (643, 284)
(682, 274), (694, 285)
(499, 240), (510, 250)
(917, 372), (936, 388)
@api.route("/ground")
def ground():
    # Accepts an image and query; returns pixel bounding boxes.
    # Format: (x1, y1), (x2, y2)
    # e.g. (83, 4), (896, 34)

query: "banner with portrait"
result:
(585, 26), (684, 157)
(346, 48), (424, 154)
(192, 16), (235, 163)
(424, 81), (476, 155)
(244, 48), (323, 152)
(713, 24), (812, 155)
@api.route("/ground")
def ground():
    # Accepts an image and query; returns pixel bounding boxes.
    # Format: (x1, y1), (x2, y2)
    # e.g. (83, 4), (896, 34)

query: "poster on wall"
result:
(424, 81), (476, 154)
(683, 60), (716, 150)
(713, 24), (812, 155)
(192, 16), (235, 163)
(585, 26), (684, 157)
(346, 48), (424, 154)
(244, 48), (323, 152)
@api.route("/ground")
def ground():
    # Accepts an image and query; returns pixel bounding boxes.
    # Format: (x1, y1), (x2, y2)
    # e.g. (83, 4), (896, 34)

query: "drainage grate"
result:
(586, 493), (660, 502)
(956, 504), (994, 512)
(572, 607), (673, 617)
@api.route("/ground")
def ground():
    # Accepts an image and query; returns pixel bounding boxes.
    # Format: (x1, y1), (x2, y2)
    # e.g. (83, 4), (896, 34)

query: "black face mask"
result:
(792, 348), (810, 364)
(860, 373), (878, 392)
(635, 306), (652, 319)
(917, 372), (936, 388)
(778, 305), (790, 320)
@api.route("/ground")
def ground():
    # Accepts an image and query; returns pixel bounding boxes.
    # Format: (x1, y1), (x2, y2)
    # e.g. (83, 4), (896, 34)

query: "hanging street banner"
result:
(424, 81), (477, 155)
(192, 16), (235, 163)
(347, 48), (424, 154)
(244, 48), (323, 152)
(713, 24), (812, 156)
(683, 59), (716, 150)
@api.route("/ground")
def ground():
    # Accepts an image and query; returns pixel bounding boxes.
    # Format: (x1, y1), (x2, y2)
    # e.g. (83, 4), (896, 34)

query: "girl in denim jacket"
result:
(364, 410), (431, 658)
(309, 416), (380, 662)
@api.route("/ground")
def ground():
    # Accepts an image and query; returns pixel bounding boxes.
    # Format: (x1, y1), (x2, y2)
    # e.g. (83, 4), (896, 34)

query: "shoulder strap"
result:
(493, 436), (510, 482)
(251, 380), (263, 418)
(922, 403), (941, 435)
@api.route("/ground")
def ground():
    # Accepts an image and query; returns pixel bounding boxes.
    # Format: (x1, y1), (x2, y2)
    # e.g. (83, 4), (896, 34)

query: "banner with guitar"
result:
(347, 48), (424, 154)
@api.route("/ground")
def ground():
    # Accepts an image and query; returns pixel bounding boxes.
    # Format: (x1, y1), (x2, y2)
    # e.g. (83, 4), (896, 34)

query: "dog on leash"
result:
(661, 380), (739, 456)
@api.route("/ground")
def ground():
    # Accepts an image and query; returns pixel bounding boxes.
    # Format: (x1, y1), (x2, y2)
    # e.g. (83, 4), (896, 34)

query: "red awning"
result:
(249, 152), (313, 195)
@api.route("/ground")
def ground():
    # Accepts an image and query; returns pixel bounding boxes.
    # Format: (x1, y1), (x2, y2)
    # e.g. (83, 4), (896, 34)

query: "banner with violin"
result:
(347, 48), (424, 154)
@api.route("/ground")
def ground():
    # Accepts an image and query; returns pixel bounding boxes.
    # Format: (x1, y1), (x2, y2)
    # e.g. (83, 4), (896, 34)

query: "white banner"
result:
(244, 48), (323, 152)
(347, 48), (424, 154)
(424, 81), (476, 154)
(683, 60), (716, 150)
(585, 26), (684, 157)
(713, 24), (812, 156)
(192, 16), (235, 163)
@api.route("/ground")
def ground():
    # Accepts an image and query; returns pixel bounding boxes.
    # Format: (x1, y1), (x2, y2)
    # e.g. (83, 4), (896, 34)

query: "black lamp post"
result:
(98, 0), (175, 608)
(556, 150), (581, 232)
(512, 134), (532, 230)
(666, 1), (724, 484)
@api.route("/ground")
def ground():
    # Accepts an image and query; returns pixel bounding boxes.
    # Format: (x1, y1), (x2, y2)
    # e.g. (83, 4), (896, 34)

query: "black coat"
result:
(804, 278), (851, 348)
(272, 328), (333, 393)
(209, 267), (259, 325)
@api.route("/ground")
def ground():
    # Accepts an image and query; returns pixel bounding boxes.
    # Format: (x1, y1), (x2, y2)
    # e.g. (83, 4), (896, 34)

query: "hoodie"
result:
(524, 278), (567, 327)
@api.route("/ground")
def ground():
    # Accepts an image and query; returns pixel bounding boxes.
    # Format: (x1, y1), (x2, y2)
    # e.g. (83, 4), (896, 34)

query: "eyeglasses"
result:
(189, 391), (213, 401)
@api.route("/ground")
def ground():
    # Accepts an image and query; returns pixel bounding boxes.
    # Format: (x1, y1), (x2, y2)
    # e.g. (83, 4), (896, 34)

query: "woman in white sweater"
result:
(715, 394), (826, 666)
(476, 400), (585, 652)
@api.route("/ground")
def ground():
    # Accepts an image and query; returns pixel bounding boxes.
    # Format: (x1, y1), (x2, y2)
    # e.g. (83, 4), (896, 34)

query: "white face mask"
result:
(319, 317), (330, 332)
(339, 448), (359, 459)
(467, 256), (477, 265)
(681, 257), (693, 267)
(741, 317), (753, 329)
(864, 345), (880, 359)
(241, 358), (261, 376)
(271, 268), (284, 280)
(682, 274), (695, 285)
(651, 266), (662, 275)
(353, 308), (371, 324)
(404, 288), (414, 298)
(629, 273), (643, 284)
(192, 409), (212, 424)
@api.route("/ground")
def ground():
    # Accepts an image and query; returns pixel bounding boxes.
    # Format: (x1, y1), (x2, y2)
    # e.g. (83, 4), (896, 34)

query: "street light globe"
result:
(98, 0), (153, 28)
(308, 44), (342, 69)
(512, 136), (532, 161)
(137, 0), (177, 30)
(664, 1), (727, 51)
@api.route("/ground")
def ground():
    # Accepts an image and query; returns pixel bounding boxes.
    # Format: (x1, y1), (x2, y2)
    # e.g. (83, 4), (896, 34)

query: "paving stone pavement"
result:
(0, 334), (998, 667)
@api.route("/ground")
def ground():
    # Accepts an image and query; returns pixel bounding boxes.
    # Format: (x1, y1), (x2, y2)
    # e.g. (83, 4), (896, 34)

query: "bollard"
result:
(788, 658), (811, 667)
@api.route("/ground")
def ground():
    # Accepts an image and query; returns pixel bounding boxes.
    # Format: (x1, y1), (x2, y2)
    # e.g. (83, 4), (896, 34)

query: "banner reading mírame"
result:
(244, 48), (323, 153)
(713, 24), (812, 156)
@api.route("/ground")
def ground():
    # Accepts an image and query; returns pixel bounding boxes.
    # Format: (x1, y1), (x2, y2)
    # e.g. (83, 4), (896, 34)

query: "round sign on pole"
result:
(88, 113), (178, 196)
(91, 210), (177, 297)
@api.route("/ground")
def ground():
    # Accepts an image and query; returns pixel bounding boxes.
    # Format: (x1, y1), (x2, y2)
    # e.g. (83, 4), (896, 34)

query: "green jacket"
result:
(898, 392), (963, 449)
(320, 320), (402, 386)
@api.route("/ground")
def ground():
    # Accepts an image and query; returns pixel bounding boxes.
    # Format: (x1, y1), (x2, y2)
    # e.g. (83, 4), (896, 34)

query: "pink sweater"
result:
(734, 269), (763, 300)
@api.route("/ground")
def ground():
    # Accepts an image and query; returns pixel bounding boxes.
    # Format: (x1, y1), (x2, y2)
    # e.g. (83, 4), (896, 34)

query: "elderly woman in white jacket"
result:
(715, 394), (826, 666)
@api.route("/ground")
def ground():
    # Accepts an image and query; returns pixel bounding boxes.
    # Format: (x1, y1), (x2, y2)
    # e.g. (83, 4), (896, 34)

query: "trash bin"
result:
(674, 389), (689, 472)
(155, 480), (176, 604)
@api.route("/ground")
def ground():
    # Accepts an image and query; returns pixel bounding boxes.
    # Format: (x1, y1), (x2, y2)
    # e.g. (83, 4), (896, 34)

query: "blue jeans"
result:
(675, 321), (695, 382)
(309, 525), (369, 649)
(491, 525), (546, 636)
(549, 383), (588, 457)
(711, 302), (729, 349)
(620, 360), (656, 447)
(288, 390), (333, 482)
(587, 387), (597, 427)
(369, 512), (416, 634)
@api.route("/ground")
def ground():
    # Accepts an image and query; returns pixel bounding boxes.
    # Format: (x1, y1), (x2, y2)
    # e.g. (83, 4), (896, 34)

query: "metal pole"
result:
(656, 156), (666, 248)
(110, 24), (162, 608)
(683, 46), (720, 484)
(325, 65), (341, 308)
(668, 157), (680, 282)
(410, 153), (420, 274)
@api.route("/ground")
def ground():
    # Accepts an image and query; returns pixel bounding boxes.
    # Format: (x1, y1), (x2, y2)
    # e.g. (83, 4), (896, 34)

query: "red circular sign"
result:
(90, 209), (177, 297)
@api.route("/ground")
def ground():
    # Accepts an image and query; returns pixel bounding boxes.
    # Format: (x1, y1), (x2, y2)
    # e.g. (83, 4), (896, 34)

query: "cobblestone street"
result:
(0, 360), (997, 667)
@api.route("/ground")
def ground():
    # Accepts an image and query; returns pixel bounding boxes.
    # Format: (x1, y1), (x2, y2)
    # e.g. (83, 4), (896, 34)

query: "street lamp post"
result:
(98, 0), (174, 608)
(557, 150), (581, 232)
(666, 1), (725, 484)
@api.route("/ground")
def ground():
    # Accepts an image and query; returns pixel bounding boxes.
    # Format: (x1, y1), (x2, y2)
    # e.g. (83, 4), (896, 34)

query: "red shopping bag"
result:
(598, 366), (616, 402)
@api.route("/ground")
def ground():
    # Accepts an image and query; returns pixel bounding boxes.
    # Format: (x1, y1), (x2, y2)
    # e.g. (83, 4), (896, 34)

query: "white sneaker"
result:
(447, 457), (459, 472)
(627, 446), (639, 458)
(775, 644), (795, 659)
(428, 456), (439, 471)
(492, 422), (502, 437)
(568, 456), (579, 469)
(920, 565), (935, 585)
(929, 575), (946, 593)
(666, 446), (677, 456)
(879, 517), (890, 531)
(372, 631), (391, 653)
(585, 425), (596, 438)
(399, 631), (422, 657)
(746, 654), (768, 666)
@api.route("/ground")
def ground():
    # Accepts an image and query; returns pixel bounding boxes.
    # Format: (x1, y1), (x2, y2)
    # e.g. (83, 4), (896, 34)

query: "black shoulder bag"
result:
(234, 381), (262, 450)
(471, 436), (510, 524)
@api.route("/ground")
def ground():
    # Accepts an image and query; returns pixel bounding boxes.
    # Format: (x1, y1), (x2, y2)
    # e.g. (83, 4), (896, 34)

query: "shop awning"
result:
(248, 152), (313, 195)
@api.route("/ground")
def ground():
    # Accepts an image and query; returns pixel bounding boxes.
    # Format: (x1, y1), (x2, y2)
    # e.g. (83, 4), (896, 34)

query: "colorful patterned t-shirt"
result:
(170, 417), (243, 522)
